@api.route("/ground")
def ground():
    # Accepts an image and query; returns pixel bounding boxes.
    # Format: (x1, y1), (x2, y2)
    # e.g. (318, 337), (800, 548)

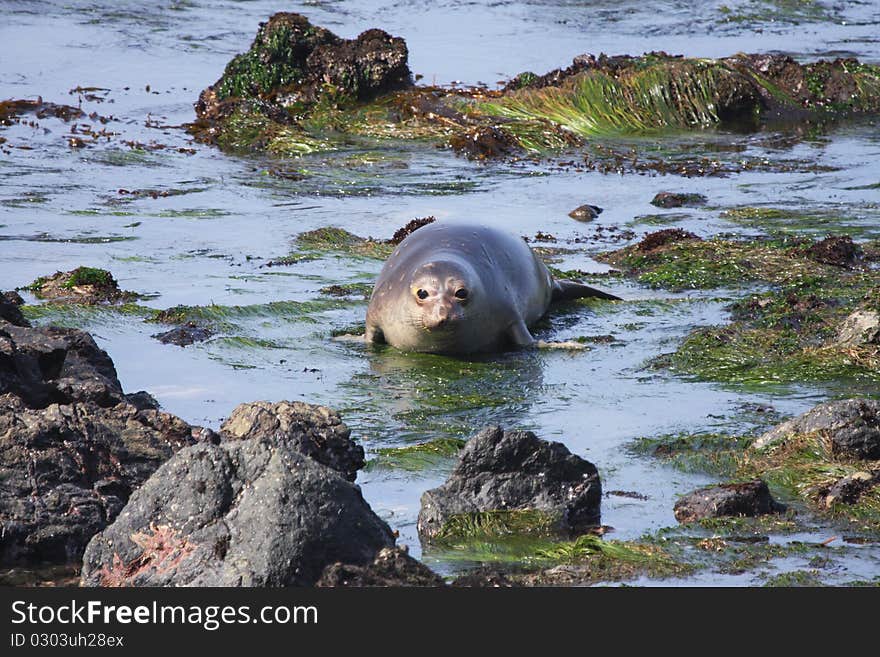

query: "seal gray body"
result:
(365, 222), (619, 354)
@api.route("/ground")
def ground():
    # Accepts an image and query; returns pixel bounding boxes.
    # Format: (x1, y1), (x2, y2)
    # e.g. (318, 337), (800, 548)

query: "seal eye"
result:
(416, 289), (428, 300)
(454, 288), (468, 300)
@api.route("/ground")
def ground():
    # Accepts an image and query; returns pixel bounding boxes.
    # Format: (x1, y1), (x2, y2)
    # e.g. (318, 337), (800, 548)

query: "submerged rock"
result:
(650, 192), (707, 208)
(0, 394), (200, 565)
(417, 426), (601, 540)
(81, 435), (395, 586)
(317, 546), (445, 587)
(0, 321), (126, 408)
(753, 399), (880, 461)
(151, 323), (213, 347)
(673, 480), (786, 523)
(220, 400), (365, 481)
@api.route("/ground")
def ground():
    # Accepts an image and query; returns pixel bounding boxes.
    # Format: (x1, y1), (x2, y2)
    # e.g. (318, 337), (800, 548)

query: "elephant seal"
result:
(365, 222), (620, 354)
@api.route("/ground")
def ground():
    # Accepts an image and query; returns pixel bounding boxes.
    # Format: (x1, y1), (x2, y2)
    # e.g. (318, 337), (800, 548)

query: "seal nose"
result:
(426, 303), (454, 330)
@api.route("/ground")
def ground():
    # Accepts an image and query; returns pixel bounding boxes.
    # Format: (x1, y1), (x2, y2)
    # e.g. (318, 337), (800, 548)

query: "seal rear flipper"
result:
(552, 279), (622, 302)
(507, 319), (536, 349)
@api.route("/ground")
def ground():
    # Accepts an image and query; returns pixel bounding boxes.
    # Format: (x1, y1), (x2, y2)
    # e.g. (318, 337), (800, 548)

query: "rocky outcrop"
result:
(753, 399), (880, 461)
(0, 320), (125, 408)
(317, 547), (445, 587)
(81, 435), (395, 586)
(673, 480), (786, 523)
(28, 268), (139, 305)
(835, 310), (880, 347)
(195, 12), (411, 123)
(0, 394), (202, 564)
(1, 291), (28, 327)
(418, 426), (601, 540)
(220, 400), (364, 481)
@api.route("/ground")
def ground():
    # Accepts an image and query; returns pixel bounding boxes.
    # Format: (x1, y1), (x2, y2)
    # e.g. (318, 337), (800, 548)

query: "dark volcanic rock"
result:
(151, 323), (213, 347)
(317, 546), (445, 587)
(1, 291), (28, 327)
(220, 400), (364, 481)
(0, 322), (125, 409)
(650, 192), (707, 208)
(417, 426), (601, 540)
(196, 12), (411, 121)
(0, 394), (199, 565)
(754, 398), (880, 461)
(673, 480), (786, 523)
(81, 436), (395, 586)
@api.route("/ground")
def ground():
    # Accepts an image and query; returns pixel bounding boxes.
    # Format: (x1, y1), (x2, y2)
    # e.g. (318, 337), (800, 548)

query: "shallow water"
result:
(2, 1), (880, 585)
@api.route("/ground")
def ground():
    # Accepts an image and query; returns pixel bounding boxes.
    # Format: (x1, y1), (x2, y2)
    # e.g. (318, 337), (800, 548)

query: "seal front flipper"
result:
(507, 318), (537, 349)
(365, 324), (385, 344)
(552, 279), (622, 302)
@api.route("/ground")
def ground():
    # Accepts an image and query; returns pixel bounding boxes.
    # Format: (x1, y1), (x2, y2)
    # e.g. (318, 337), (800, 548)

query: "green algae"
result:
(718, 0), (840, 26)
(429, 531), (689, 584)
(721, 205), (880, 237)
(629, 432), (752, 476)
(434, 509), (560, 541)
(365, 437), (466, 472)
(599, 235), (832, 291)
(20, 302), (153, 327)
(481, 60), (749, 138)
(150, 298), (352, 325)
(294, 226), (393, 259)
(762, 570), (825, 587)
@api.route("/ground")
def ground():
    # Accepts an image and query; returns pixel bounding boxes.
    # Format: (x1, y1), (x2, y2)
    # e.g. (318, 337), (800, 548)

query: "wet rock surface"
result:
(754, 399), (880, 461)
(196, 12), (411, 123)
(0, 291), (28, 327)
(1, 321), (126, 409)
(417, 426), (601, 540)
(220, 400), (365, 481)
(29, 268), (138, 305)
(673, 480), (786, 523)
(0, 393), (199, 565)
(81, 436), (395, 586)
(568, 204), (603, 221)
(151, 323), (214, 347)
(650, 192), (707, 208)
(317, 546), (445, 587)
